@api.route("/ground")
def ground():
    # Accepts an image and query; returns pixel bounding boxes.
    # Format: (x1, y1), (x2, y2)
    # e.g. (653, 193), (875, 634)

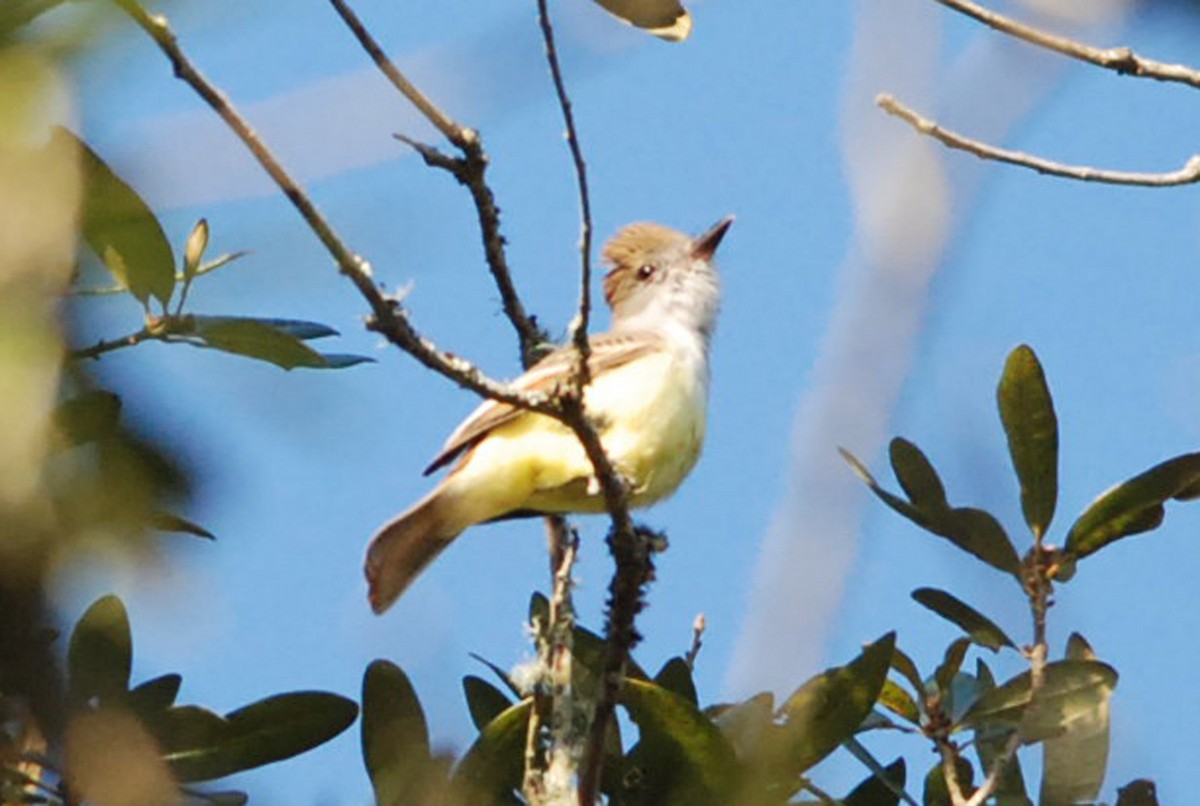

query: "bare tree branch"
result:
(329, 0), (546, 363)
(69, 328), (157, 361)
(536, 0), (595, 372)
(878, 94), (1200, 187)
(931, 0), (1200, 90)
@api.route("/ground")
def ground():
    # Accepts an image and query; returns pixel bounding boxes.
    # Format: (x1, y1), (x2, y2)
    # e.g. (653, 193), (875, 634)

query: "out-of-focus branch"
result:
(931, 0), (1200, 90)
(878, 94), (1200, 186)
(329, 0), (546, 365)
(535, 0), (594, 371)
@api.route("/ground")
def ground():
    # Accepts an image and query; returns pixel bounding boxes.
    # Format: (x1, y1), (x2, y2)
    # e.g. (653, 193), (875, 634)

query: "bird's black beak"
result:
(691, 215), (735, 260)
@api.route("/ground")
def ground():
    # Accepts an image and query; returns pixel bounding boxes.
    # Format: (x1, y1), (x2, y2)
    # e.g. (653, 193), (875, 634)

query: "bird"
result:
(365, 216), (733, 613)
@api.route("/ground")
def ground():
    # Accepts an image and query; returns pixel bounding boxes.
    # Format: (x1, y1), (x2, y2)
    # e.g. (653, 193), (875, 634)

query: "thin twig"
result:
(69, 328), (157, 360)
(877, 94), (1200, 187)
(536, 0), (594, 373)
(330, 0), (545, 363)
(684, 613), (706, 671)
(110, 0), (554, 416)
(931, 0), (1200, 91)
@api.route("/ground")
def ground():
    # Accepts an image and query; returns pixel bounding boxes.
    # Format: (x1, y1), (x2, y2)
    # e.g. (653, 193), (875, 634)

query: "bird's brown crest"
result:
(602, 222), (688, 307)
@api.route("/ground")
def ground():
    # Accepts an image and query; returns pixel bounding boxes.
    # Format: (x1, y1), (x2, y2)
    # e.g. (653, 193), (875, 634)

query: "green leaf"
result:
(68, 594), (132, 705)
(126, 673), (183, 717)
(997, 345), (1058, 539)
(245, 318), (340, 341)
(589, 0), (693, 41)
(933, 639), (971, 705)
(468, 652), (523, 700)
(845, 758), (907, 806)
(1040, 635), (1109, 806)
(890, 647), (926, 701)
(890, 438), (949, 512)
(841, 445), (1021, 576)
(186, 316), (330, 370)
(777, 632), (895, 774)
(1065, 453), (1200, 559)
(462, 675), (512, 733)
(362, 661), (431, 805)
(911, 588), (1015, 652)
(879, 679), (921, 725)
(960, 660), (1117, 744)
(843, 739), (919, 806)
(653, 657), (698, 706)
(711, 692), (773, 759)
(320, 353), (376, 369)
(151, 511), (215, 540)
(619, 677), (739, 803)
(164, 692), (358, 782)
(53, 390), (122, 447)
(453, 699), (532, 795)
(972, 661), (1030, 806)
(68, 129), (175, 308)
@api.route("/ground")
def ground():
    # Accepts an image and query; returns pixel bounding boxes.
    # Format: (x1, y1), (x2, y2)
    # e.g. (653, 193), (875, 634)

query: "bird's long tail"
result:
(365, 487), (462, 614)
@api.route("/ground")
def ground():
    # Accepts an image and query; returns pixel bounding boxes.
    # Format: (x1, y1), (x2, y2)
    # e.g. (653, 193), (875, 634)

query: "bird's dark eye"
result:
(636, 264), (656, 280)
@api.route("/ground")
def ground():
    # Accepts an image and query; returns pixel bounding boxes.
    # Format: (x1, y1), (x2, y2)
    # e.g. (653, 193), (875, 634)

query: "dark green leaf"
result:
(1065, 453), (1200, 558)
(187, 317), (328, 370)
(1040, 635), (1109, 806)
(1116, 779), (1159, 806)
(468, 653), (523, 700)
(960, 660), (1117, 744)
(462, 675), (512, 733)
(69, 129), (175, 308)
(590, 0), (692, 41)
(843, 739), (919, 806)
(845, 758), (907, 806)
(890, 439), (949, 512)
(653, 657), (698, 706)
(923, 757), (974, 806)
(841, 447), (1021, 575)
(54, 390), (121, 447)
(912, 588), (1015, 652)
(362, 661), (430, 805)
(126, 673), (182, 716)
(319, 353), (376, 369)
(890, 647), (926, 701)
(777, 632), (895, 774)
(933, 639), (971, 704)
(997, 345), (1058, 539)
(151, 511), (215, 540)
(165, 692), (358, 782)
(68, 595), (132, 705)
(453, 699), (531, 794)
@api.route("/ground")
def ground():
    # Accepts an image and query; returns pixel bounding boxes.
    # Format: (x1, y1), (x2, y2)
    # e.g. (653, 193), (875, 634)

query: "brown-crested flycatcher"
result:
(366, 216), (733, 613)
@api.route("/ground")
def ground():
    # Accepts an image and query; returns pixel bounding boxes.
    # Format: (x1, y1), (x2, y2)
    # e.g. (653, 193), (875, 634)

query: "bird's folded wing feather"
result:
(423, 331), (665, 475)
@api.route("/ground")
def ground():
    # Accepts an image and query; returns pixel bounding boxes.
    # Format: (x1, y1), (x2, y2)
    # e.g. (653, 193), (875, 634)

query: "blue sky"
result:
(55, 0), (1200, 801)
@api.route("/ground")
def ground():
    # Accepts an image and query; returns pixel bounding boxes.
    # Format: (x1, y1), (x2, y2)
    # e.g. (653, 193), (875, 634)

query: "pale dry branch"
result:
(932, 0), (1200, 90)
(878, 94), (1200, 187)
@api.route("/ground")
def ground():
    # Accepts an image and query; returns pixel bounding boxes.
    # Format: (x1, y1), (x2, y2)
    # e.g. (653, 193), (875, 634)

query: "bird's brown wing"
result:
(423, 331), (664, 475)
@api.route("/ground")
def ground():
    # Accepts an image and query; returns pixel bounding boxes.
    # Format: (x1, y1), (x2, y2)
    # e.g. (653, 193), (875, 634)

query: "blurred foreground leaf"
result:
(590, 0), (693, 41)
(68, 595), (132, 705)
(362, 660), (433, 806)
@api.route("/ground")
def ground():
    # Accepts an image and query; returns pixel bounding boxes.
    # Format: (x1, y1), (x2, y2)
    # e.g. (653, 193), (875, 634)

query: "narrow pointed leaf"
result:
(166, 692), (357, 782)
(1065, 453), (1200, 558)
(241, 318), (339, 341)
(68, 595), (132, 705)
(960, 660), (1116, 743)
(778, 632), (895, 774)
(933, 639), (971, 703)
(362, 661), (430, 805)
(841, 448), (1020, 575)
(843, 739), (920, 806)
(187, 317), (328, 370)
(912, 588), (1015, 652)
(997, 345), (1058, 539)
(890, 647), (926, 701)
(468, 653), (523, 700)
(69, 129), (175, 308)
(462, 676), (512, 732)
(845, 757), (907, 806)
(890, 438), (949, 512)
(1041, 635), (1109, 806)
(151, 511), (215, 540)
(590, 0), (693, 41)
(620, 676), (739, 801)
(319, 353), (375, 369)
